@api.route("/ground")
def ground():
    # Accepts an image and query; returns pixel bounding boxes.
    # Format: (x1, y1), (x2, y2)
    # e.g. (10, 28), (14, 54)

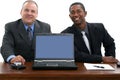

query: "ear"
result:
(84, 11), (87, 17)
(69, 14), (72, 19)
(20, 9), (22, 16)
(36, 12), (38, 18)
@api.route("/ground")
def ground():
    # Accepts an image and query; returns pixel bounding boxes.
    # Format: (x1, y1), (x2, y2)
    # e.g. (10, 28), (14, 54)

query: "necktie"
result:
(27, 27), (33, 41)
(81, 31), (91, 54)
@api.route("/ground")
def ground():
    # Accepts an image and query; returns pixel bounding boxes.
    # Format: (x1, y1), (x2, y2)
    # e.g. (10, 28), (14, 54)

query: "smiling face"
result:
(69, 4), (87, 29)
(20, 2), (38, 26)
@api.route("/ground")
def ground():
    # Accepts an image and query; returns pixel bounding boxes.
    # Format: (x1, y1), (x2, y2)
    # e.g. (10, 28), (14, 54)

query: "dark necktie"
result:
(81, 31), (91, 54)
(27, 27), (33, 41)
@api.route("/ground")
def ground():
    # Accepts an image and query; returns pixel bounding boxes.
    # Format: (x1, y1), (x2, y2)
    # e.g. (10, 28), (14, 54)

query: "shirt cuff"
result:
(7, 55), (16, 63)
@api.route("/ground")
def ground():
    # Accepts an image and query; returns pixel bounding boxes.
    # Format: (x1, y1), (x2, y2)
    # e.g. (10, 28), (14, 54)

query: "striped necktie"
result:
(27, 27), (33, 41)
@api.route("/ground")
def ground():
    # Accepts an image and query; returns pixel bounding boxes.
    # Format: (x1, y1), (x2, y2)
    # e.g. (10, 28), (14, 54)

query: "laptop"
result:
(32, 33), (77, 70)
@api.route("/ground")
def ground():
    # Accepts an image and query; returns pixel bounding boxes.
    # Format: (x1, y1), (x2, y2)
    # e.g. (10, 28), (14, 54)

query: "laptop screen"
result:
(35, 33), (74, 59)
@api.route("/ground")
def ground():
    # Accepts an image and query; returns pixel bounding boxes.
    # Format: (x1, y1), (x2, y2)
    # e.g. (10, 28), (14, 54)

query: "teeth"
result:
(75, 18), (79, 21)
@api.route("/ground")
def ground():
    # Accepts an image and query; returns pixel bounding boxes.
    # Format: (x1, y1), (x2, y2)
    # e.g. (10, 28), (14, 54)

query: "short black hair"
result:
(69, 2), (85, 12)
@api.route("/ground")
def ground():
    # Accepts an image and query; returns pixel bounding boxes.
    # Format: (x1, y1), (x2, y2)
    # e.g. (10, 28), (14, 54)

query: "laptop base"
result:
(32, 65), (77, 70)
(32, 62), (77, 70)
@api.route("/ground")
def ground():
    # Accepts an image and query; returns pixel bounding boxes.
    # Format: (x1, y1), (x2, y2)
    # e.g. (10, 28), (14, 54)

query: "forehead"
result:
(70, 4), (83, 11)
(22, 2), (38, 10)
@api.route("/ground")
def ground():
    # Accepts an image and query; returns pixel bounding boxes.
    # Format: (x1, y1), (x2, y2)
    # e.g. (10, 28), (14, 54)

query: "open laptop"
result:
(32, 33), (77, 70)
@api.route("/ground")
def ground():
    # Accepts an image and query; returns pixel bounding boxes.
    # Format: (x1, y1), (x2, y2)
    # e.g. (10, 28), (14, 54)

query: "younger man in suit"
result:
(1, 0), (51, 64)
(61, 2), (118, 63)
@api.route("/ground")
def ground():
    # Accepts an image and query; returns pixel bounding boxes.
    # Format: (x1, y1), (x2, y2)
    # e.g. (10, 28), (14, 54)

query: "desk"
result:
(0, 62), (120, 80)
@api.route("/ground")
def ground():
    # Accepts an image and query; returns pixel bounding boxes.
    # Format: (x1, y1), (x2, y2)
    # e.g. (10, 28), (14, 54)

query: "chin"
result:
(25, 22), (33, 25)
(74, 22), (81, 25)
(74, 20), (82, 25)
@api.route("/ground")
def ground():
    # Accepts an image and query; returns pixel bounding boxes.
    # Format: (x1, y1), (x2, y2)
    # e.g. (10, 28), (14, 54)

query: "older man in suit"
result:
(1, 0), (51, 64)
(61, 2), (118, 63)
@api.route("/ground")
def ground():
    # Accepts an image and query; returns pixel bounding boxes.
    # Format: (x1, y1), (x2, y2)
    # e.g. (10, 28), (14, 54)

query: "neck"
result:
(22, 20), (34, 27)
(26, 23), (33, 27)
(75, 22), (86, 30)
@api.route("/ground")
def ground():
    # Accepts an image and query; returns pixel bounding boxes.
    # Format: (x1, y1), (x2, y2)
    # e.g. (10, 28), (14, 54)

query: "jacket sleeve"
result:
(102, 25), (115, 57)
(1, 23), (15, 62)
(74, 46), (102, 63)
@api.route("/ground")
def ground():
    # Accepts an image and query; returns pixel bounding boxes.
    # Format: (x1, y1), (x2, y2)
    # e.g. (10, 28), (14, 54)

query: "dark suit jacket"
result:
(1, 19), (51, 62)
(61, 22), (115, 63)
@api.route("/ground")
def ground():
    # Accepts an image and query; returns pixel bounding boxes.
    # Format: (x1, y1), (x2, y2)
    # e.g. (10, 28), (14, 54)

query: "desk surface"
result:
(0, 62), (120, 80)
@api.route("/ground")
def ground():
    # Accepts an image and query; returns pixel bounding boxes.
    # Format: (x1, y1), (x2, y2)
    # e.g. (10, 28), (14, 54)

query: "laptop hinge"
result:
(34, 60), (74, 62)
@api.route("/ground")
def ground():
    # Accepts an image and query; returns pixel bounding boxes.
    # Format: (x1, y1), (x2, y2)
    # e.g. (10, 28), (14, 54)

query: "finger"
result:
(16, 55), (25, 64)
(21, 59), (26, 65)
(10, 57), (19, 63)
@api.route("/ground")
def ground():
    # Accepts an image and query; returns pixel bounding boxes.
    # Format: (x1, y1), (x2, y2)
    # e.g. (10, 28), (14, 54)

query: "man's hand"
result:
(102, 56), (119, 63)
(10, 55), (25, 65)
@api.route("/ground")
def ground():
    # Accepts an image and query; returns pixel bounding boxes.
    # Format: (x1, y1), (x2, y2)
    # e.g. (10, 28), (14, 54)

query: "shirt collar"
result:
(76, 23), (89, 34)
(84, 24), (89, 34)
(24, 23), (35, 32)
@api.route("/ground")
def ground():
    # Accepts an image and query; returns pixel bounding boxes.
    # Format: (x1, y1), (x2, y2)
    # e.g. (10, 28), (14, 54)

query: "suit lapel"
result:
(18, 20), (31, 46)
(31, 21), (42, 49)
(87, 23), (97, 54)
(34, 21), (44, 33)
(72, 25), (90, 53)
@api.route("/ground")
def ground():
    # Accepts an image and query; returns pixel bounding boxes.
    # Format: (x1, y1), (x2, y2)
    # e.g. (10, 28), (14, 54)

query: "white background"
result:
(0, 0), (120, 62)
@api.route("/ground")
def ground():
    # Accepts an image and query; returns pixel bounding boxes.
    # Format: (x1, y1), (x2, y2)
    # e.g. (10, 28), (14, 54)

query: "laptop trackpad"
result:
(46, 63), (58, 67)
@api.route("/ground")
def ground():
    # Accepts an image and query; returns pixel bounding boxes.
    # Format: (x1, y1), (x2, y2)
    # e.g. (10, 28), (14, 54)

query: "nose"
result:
(73, 12), (79, 17)
(27, 11), (32, 15)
